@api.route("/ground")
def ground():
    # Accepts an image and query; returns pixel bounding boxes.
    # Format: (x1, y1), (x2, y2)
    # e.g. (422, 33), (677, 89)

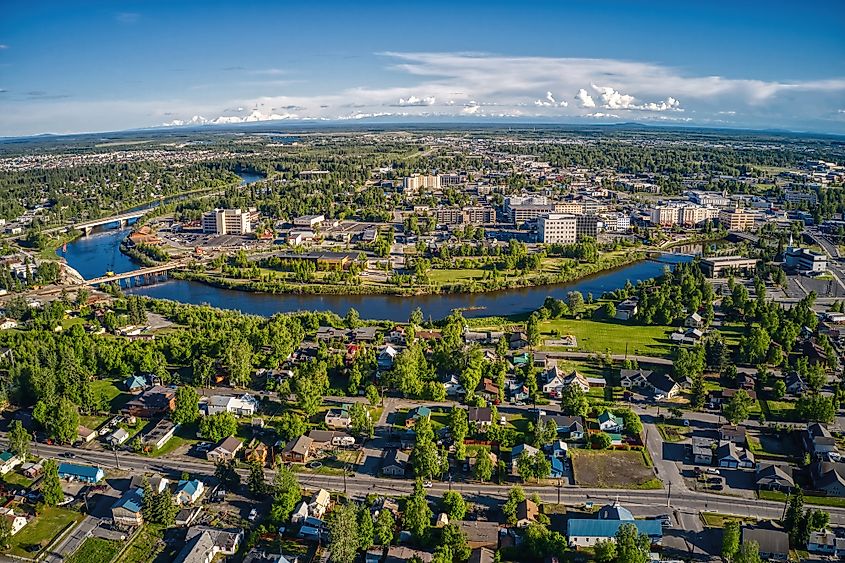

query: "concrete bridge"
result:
(84, 261), (186, 286)
(43, 209), (150, 236)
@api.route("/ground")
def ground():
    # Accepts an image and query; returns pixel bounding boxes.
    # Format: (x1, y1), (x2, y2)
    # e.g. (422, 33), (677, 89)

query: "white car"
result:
(423, 481), (433, 488)
(248, 509), (258, 522)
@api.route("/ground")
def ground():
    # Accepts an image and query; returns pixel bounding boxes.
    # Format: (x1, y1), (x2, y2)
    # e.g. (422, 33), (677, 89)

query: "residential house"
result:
(384, 547), (433, 563)
(405, 406), (432, 428)
(719, 425), (747, 446)
(741, 527), (788, 561)
(282, 435), (313, 463)
(106, 428), (130, 447)
(21, 462), (42, 479)
(0, 451), (22, 475)
(475, 378), (500, 402)
(176, 480), (205, 505)
(808, 530), (845, 556)
(509, 331), (529, 349)
(122, 385), (176, 418)
(443, 375), (466, 398)
(351, 327), (378, 343)
(809, 461), (845, 496)
(130, 474), (170, 494)
(456, 520), (501, 549)
(505, 379), (529, 403)
(175, 526), (244, 563)
(786, 372), (809, 395)
(206, 394), (259, 417)
(77, 426), (97, 444)
(550, 456), (565, 478)
(755, 464), (794, 492)
(325, 405), (353, 429)
(669, 328), (705, 345)
(716, 441), (755, 469)
(561, 370), (590, 394)
(804, 423), (838, 459)
(382, 449), (409, 477)
(112, 488), (145, 527)
(124, 374), (147, 393)
(291, 501), (309, 523)
(468, 547), (495, 563)
(387, 326), (406, 344)
(552, 440), (569, 459)
(0, 508), (28, 535)
(646, 372), (682, 399)
(689, 436), (715, 465)
(468, 407), (493, 428)
(309, 489), (331, 520)
(619, 369), (651, 389)
(244, 439), (268, 465)
(539, 414), (585, 441)
(378, 345), (398, 370)
(597, 411), (623, 433)
(684, 312), (706, 328)
(142, 419), (178, 450)
(207, 437), (243, 463)
(515, 499), (539, 527)
(615, 298), (639, 321)
(58, 463), (104, 483)
(307, 430), (354, 451)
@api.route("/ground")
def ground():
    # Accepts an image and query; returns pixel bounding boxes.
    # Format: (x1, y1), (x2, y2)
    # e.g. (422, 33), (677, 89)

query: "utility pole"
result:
(667, 482), (672, 507)
(113, 446), (120, 470)
(557, 479), (561, 505)
(781, 490), (791, 521)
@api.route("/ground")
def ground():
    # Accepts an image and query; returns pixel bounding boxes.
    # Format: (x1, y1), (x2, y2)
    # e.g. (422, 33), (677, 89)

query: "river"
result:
(58, 172), (692, 321)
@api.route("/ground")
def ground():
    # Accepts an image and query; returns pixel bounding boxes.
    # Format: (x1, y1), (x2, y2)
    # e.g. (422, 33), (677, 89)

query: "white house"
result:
(597, 412), (624, 433)
(309, 489), (331, 520)
(291, 501), (309, 524)
(0, 508), (28, 535)
(175, 479), (205, 506)
(206, 394), (259, 417)
(0, 451), (23, 475)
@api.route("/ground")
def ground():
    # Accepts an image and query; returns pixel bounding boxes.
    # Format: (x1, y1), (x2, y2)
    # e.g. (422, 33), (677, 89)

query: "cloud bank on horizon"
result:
(2, 50), (844, 136)
(156, 52), (845, 131)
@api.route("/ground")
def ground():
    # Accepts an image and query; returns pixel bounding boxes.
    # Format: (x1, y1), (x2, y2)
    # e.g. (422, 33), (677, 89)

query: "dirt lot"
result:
(571, 449), (660, 489)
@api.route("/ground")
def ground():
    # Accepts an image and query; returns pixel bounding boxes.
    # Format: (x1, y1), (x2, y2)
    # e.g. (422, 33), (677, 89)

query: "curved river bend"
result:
(58, 173), (691, 321)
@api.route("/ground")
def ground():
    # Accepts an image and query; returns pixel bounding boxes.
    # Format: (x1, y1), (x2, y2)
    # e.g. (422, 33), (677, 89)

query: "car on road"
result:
(248, 509), (258, 522)
(423, 481), (433, 488)
(59, 452), (75, 458)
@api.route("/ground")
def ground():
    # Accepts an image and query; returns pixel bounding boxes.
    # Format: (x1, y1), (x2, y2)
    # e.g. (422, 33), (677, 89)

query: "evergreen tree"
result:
(375, 507), (395, 545)
(41, 460), (64, 506)
(247, 460), (267, 497)
(358, 505), (375, 552)
(404, 479), (432, 540)
(327, 502), (359, 563)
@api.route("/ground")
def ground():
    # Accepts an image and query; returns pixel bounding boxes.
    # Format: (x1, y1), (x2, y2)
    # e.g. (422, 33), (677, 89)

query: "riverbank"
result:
(172, 251), (646, 297)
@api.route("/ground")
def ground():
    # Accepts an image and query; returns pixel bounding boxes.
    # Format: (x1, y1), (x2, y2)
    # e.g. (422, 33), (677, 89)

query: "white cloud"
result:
(0, 45), (8, 50)
(397, 95), (435, 106)
(535, 91), (568, 107)
(586, 112), (620, 118)
(462, 101), (480, 115)
(591, 85), (636, 109)
(576, 89), (596, 108)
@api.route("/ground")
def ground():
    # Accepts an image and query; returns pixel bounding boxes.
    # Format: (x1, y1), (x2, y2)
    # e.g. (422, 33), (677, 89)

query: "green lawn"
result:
(66, 537), (121, 563)
(6, 507), (82, 558)
(759, 489), (845, 508)
(121, 525), (166, 563)
(2, 471), (33, 488)
(760, 400), (798, 422)
(539, 318), (674, 356)
(701, 512), (758, 528)
(91, 378), (133, 412)
(429, 268), (488, 283)
(657, 424), (690, 443)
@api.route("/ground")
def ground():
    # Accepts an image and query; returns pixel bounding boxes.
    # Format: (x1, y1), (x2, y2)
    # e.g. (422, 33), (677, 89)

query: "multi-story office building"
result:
(438, 174), (464, 187)
(402, 174), (440, 193)
(462, 206), (496, 225)
(202, 208), (252, 235)
(602, 212), (631, 232)
(576, 215), (600, 239)
(784, 190), (818, 206)
(538, 214), (578, 244)
(649, 206), (679, 227)
(690, 191), (731, 207)
(718, 207), (756, 231)
(511, 204), (556, 226)
(679, 205), (719, 226)
(554, 202), (584, 215)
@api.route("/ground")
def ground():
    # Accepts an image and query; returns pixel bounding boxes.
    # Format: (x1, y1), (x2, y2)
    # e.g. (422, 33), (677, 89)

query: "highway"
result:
(25, 441), (845, 526)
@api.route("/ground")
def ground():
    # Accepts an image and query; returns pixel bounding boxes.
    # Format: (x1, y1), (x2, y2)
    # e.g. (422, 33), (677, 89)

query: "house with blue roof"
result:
(567, 501), (662, 548)
(175, 479), (205, 506)
(597, 411), (624, 433)
(58, 462), (104, 484)
(550, 456), (565, 478)
(405, 406), (432, 428)
(124, 374), (147, 393)
(111, 488), (144, 526)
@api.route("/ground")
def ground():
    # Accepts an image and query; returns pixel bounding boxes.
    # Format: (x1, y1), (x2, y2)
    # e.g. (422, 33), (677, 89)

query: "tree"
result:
(773, 379), (787, 399)
(344, 307), (362, 329)
(358, 505), (374, 552)
(722, 520), (741, 560)
(214, 460), (241, 490)
(375, 507), (395, 545)
(526, 314), (541, 348)
(366, 384), (380, 407)
(616, 408), (643, 435)
(474, 448), (494, 482)
(192, 354), (215, 388)
(276, 411), (307, 441)
(247, 460), (267, 496)
(411, 416), (439, 479)
(172, 385), (200, 425)
(440, 523), (471, 561)
(41, 459), (64, 506)
(502, 486), (526, 525)
(592, 432), (612, 449)
(593, 539), (617, 563)
(441, 491), (467, 521)
(8, 420), (31, 459)
(199, 411), (238, 441)
(404, 480), (432, 539)
(796, 395), (836, 423)
(733, 540), (762, 563)
(560, 383), (589, 417)
(0, 513), (11, 549)
(270, 463), (301, 524)
(449, 407), (469, 461)
(328, 502), (359, 563)
(349, 403), (374, 439)
(723, 389), (753, 425)
(602, 302), (617, 319)
(784, 489), (805, 546)
(615, 522), (650, 563)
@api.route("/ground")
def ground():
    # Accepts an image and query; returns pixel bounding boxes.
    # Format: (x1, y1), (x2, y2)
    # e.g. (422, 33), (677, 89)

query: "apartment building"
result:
(602, 212), (631, 232)
(438, 173), (465, 187)
(202, 208), (252, 235)
(649, 206), (679, 227)
(429, 206), (496, 226)
(719, 207), (756, 231)
(679, 205), (719, 226)
(511, 204), (556, 226)
(784, 190), (818, 206)
(403, 174), (440, 193)
(690, 191), (731, 207)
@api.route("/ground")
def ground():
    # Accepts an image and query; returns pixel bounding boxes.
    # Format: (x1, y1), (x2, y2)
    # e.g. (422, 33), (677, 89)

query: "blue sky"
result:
(1, 0), (844, 136)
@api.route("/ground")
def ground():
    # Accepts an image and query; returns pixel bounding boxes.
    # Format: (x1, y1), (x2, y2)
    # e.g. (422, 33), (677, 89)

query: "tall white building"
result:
(402, 174), (440, 193)
(202, 208), (252, 235)
(538, 214), (578, 244)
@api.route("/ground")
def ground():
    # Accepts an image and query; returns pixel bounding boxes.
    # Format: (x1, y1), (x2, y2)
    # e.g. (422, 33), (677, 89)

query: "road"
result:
(42, 515), (100, 563)
(26, 442), (845, 526)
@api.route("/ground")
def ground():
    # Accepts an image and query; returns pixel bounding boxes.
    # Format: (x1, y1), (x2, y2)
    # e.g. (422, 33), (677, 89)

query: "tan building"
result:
(202, 208), (252, 235)
(538, 213), (578, 244)
(719, 207), (756, 231)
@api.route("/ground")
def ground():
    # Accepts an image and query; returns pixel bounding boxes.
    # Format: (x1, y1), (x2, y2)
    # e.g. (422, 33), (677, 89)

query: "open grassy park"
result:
(539, 318), (674, 356)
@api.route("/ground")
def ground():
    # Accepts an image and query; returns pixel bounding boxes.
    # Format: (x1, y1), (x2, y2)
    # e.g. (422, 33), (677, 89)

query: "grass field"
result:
(759, 489), (845, 508)
(2, 471), (33, 489)
(429, 268), (488, 283)
(539, 318), (674, 356)
(700, 512), (758, 528)
(6, 507), (82, 558)
(657, 423), (691, 443)
(66, 537), (121, 563)
(570, 449), (662, 489)
(121, 525), (166, 563)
